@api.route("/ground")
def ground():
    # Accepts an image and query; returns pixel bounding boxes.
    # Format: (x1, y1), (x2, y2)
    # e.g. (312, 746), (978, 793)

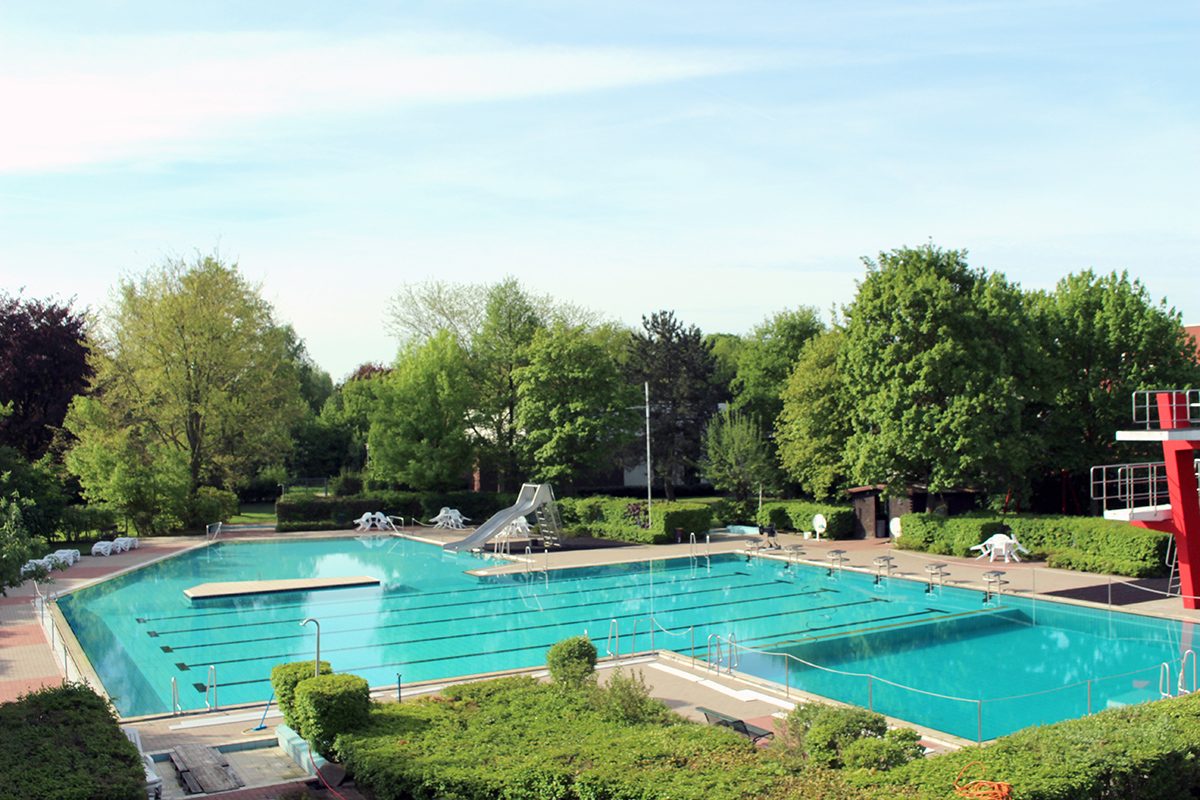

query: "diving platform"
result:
(1102, 505), (1174, 523)
(1116, 429), (1200, 442)
(184, 576), (380, 599)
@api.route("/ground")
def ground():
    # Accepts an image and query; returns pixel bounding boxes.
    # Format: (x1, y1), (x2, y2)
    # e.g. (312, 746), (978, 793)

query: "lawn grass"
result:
(229, 502), (277, 525)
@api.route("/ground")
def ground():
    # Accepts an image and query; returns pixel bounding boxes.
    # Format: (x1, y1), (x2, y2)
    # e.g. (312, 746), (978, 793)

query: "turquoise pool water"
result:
(60, 538), (1196, 739)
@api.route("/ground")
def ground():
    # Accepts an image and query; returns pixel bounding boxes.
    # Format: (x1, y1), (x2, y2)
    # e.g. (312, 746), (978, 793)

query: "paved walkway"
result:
(5, 524), (1200, 798)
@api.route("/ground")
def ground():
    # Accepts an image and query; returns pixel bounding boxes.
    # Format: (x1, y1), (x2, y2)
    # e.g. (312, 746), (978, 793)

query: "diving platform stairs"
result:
(1090, 390), (1200, 608)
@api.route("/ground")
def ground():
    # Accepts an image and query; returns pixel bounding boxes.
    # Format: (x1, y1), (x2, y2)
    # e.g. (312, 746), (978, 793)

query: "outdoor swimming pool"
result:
(60, 537), (1197, 739)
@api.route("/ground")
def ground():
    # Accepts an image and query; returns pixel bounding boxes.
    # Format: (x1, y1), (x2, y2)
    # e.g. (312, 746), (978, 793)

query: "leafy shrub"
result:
(329, 470), (363, 497)
(842, 728), (924, 772)
(779, 704), (888, 768)
(276, 490), (515, 531)
(0, 682), (144, 800)
(546, 636), (597, 687)
(293, 673), (371, 758)
(270, 660), (332, 728)
(594, 668), (672, 725)
(188, 486), (239, 527)
(334, 675), (857, 800)
(556, 495), (713, 544)
(56, 505), (118, 540)
(895, 512), (1170, 577)
(757, 501), (855, 539)
(869, 691), (1200, 800)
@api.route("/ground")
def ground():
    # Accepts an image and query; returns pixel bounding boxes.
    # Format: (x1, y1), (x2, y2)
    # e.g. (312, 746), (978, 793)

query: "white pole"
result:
(645, 381), (652, 530)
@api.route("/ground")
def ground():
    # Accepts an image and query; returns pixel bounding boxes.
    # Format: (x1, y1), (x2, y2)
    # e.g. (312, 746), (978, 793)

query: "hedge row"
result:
(895, 512), (1170, 577)
(557, 496), (713, 544)
(756, 501), (856, 539)
(0, 682), (145, 800)
(334, 676), (864, 800)
(276, 490), (515, 532)
(867, 691), (1200, 800)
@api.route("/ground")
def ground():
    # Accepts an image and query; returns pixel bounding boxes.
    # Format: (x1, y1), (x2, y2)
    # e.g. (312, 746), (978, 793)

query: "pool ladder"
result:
(688, 532), (710, 559)
(204, 665), (219, 712)
(705, 633), (738, 674)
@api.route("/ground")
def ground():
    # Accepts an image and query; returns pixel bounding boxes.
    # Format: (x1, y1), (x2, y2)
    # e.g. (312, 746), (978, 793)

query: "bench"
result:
(695, 706), (774, 743)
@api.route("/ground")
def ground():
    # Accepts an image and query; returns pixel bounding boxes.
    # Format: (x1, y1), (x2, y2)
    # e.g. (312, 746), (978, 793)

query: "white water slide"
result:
(442, 483), (558, 552)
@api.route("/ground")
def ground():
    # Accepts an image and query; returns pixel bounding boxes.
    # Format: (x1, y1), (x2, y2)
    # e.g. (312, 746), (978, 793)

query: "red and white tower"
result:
(1091, 390), (1200, 609)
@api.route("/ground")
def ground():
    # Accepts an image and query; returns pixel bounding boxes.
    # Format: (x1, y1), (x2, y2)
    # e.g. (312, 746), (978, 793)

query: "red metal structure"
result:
(1091, 390), (1200, 608)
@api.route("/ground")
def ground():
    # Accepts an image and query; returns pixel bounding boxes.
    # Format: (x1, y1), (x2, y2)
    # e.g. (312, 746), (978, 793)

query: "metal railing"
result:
(30, 595), (94, 690)
(1089, 461), (1200, 512)
(1132, 389), (1200, 428)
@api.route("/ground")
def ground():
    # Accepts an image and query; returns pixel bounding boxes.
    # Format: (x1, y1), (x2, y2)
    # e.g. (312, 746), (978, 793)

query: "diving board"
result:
(184, 575), (380, 599)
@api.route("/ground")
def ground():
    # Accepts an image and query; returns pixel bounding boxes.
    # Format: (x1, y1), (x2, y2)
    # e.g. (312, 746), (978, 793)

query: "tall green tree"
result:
(840, 245), (1043, 495)
(367, 331), (475, 491)
(776, 330), (851, 500)
(699, 409), (775, 503)
(515, 323), (636, 490)
(628, 311), (719, 500)
(0, 496), (38, 595)
(731, 306), (824, 425)
(1035, 270), (1200, 477)
(64, 255), (305, 527)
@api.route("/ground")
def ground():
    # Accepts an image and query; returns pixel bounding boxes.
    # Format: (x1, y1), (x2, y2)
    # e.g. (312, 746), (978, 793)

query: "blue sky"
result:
(1, 1), (1196, 379)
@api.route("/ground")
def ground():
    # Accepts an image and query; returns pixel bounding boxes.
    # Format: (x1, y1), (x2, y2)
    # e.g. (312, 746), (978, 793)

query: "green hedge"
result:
(868, 692), (1200, 800)
(556, 496), (713, 544)
(895, 512), (1170, 578)
(270, 660), (333, 728)
(0, 682), (145, 800)
(276, 490), (515, 531)
(334, 675), (863, 800)
(293, 673), (371, 758)
(756, 501), (856, 539)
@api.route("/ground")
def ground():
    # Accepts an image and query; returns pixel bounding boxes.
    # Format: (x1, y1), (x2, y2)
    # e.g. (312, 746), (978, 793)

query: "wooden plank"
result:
(172, 744), (242, 793)
(184, 575), (381, 599)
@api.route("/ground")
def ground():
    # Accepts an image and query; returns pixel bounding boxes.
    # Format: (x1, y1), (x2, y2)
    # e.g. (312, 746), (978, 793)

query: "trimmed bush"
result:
(276, 490), (515, 531)
(547, 636), (597, 687)
(757, 501), (856, 539)
(868, 692), (1200, 800)
(0, 682), (145, 800)
(189, 486), (239, 527)
(895, 512), (1170, 577)
(271, 660), (332, 728)
(777, 703), (892, 769)
(293, 673), (371, 758)
(556, 495), (714, 544)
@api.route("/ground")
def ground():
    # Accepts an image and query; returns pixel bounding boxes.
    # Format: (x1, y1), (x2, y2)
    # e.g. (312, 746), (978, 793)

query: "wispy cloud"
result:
(0, 30), (765, 173)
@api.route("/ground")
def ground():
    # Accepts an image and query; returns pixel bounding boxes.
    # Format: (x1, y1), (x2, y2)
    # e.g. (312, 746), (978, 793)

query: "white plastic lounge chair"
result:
(21, 558), (52, 577)
(500, 517), (531, 538)
(811, 514), (827, 541)
(45, 553), (71, 570)
(431, 507), (470, 529)
(91, 541), (114, 557)
(353, 513), (375, 531)
(371, 512), (394, 531)
(54, 548), (81, 565)
(971, 533), (1030, 563)
(113, 537), (133, 553)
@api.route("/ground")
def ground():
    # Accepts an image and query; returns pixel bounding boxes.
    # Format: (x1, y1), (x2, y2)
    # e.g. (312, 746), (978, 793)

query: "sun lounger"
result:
(696, 706), (774, 744)
(45, 552), (72, 570)
(92, 541), (114, 557)
(54, 548), (81, 565)
(113, 537), (133, 553)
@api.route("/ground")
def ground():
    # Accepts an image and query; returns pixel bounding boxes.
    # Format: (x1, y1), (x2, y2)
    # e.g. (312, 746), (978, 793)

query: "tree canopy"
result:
(64, 255), (305, 529)
(776, 330), (851, 500)
(0, 292), (91, 460)
(699, 409), (775, 503)
(731, 306), (824, 426)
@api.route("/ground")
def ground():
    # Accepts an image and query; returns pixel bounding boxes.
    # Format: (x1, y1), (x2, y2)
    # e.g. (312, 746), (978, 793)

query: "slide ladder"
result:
(443, 484), (560, 552)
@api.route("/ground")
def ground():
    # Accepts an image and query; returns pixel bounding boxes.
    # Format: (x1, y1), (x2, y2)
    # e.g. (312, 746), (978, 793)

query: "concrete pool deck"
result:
(4, 524), (1199, 796)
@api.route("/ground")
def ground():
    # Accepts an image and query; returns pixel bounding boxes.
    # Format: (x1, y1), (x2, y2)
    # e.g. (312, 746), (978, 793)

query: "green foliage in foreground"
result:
(546, 636), (597, 688)
(869, 692), (1200, 800)
(0, 682), (144, 800)
(895, 512), (1170, 577)
(293, 673), (371, 758)
(334, 676), (871, 800)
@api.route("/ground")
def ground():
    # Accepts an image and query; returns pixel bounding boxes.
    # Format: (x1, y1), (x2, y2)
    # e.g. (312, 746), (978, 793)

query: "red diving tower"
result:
(1091, 390), (1200, 608)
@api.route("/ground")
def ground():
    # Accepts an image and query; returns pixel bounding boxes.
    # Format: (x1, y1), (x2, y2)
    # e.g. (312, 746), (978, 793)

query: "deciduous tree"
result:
(0, 293), (91, 460)
(515, 323), (636, 490)
(64, 255), (305, 527)
(776, 330), (851, 500)
(367, 331), (475, 491)
(699, 409), (775, 502)
(731, 307), (824, 425)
